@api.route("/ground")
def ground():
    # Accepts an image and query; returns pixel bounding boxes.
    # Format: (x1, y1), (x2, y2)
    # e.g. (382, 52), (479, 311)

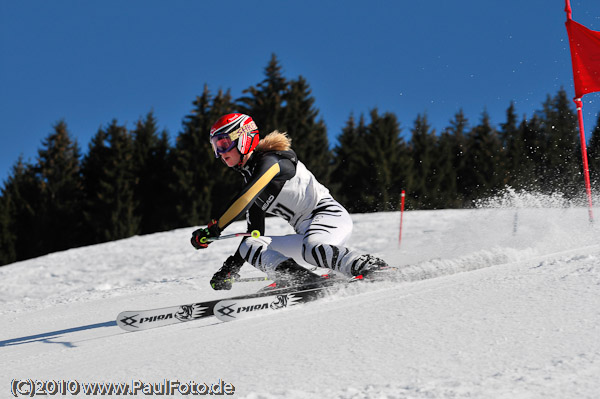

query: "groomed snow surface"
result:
(1, 192), (600, 398)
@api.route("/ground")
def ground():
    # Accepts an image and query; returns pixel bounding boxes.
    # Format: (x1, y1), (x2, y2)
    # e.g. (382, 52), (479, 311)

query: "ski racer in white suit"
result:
(191, 113), (390, 290)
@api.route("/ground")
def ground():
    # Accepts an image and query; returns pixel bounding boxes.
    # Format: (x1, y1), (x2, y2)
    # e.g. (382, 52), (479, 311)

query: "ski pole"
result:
(233, 276), (271, 283)
(214, 275), (271, 286)
(200, 230), (261, 244)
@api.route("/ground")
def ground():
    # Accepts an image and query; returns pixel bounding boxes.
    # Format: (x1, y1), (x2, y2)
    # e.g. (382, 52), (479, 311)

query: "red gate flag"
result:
(565, 0), (596, 223)
(565, 12), (600, 97)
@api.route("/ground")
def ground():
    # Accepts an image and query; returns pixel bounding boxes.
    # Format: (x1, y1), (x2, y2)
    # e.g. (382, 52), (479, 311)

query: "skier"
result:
(191, 113), (391, 290)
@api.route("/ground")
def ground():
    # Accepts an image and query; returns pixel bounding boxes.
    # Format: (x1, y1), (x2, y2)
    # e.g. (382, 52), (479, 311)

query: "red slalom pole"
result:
(574, 98), (595, 223)
(399, 190), (406, 247)
(565, 1), (595, 223)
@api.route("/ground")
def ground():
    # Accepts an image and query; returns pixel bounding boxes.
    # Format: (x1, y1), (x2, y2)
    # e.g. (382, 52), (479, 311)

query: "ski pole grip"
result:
(250, 230), (260, 238)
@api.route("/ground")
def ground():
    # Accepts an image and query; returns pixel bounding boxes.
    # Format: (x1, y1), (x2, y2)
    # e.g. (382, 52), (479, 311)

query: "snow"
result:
(1, 194), (600, 398)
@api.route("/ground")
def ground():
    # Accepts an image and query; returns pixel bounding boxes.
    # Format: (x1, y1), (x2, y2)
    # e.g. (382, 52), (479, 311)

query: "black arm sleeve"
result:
(246, 203), (266, 235)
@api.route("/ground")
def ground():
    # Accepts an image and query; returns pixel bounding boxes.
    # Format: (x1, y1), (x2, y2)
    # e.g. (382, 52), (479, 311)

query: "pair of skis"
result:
(117, 230), (395, 332)
(117, 230), (334, 332)
(116, 277), (351, 332)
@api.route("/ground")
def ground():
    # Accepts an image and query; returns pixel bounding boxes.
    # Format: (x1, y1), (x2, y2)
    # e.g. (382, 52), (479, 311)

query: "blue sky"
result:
(2, 1), (600, 184)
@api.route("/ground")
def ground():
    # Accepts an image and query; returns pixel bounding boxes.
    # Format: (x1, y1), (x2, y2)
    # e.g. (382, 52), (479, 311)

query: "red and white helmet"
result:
(209, 113), (259, 158)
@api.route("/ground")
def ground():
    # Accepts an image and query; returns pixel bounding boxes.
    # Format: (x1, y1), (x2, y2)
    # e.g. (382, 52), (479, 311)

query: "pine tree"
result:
(330, 114), (369, 212)
(131, 112), (173, 234)
(81, 120), (139, 243)
(444, 110), (469, 206)
(81, 128), (109, 242)
(1, 157), (41, 261)
(436, 130), (458, 208)
(282, 76), (330, 183)
(499, 102), (520, 188)
(361, 109), (408, 212)
(409, 113), (438, 208)
(511, 115), (541, 191)
(536, 89), (580, 194)
(237, 54), (288, 137)
(170, 86), (236, 226)
(463, 111), (503, 202)
(35, 120), (84, 252)
(427, 120), (458, 209)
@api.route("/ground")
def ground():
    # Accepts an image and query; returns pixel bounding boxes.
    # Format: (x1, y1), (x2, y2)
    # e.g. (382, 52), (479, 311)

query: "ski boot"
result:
(352, 254), (397, 281)
(210, 255), (243, 290)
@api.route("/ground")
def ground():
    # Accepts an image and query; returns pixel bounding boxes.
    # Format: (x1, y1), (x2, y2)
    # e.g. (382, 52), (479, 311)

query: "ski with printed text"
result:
(213, 284), (342, 322)
(116, 278), (350, 332)
(116, 267), (400, 331)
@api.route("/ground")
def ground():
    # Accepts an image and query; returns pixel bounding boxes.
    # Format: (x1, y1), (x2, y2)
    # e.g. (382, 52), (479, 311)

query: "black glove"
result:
(210, 255), (245, 290)
(191, 219), (220, 249)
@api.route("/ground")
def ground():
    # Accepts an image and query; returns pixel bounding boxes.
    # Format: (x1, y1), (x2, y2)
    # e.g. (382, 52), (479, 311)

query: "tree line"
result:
(1, 54), (599, 266)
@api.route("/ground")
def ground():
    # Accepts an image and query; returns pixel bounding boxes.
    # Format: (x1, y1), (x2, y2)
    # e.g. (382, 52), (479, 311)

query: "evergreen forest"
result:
(2, 54), (600, 266)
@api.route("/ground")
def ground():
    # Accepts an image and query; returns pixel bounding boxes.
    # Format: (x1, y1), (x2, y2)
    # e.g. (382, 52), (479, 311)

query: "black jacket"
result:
(216, 149), (298, 235)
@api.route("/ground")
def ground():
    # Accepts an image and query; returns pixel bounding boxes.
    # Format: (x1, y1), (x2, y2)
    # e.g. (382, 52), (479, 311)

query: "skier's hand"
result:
(210, 255), (244, 290)
(210, 270), (239, 290)
(191, 219), (220, 249)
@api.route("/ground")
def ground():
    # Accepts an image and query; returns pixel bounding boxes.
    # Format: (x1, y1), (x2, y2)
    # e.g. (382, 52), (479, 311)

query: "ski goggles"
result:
(210, 133), (237, 157)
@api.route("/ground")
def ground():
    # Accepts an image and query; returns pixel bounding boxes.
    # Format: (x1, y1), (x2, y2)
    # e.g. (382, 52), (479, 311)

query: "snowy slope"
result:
(1, 195), (600, 398)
